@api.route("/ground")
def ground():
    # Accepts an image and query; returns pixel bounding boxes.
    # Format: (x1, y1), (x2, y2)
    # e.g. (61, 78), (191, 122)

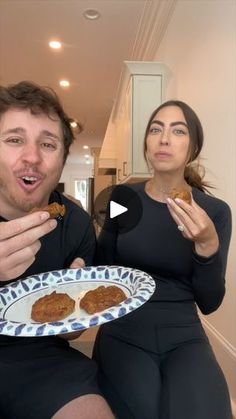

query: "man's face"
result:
(0, 108), (65, 218)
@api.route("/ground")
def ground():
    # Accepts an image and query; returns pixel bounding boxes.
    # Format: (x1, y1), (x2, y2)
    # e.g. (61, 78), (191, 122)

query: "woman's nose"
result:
(160, 129), (170, 145)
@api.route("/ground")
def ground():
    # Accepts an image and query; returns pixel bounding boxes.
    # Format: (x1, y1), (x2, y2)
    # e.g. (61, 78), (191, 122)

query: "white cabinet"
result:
(116, 78), (132, 182)
(99, 61), (168, 183)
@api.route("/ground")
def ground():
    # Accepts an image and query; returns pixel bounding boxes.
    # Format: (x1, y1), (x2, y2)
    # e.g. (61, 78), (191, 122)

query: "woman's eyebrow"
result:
(150, 120), (164, 126)
(170, 121), (188, 128)
(150, 120), (188, 128)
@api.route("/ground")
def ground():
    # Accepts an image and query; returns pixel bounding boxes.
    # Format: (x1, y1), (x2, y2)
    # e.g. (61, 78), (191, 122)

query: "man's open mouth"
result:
(21, 176), (38, 185)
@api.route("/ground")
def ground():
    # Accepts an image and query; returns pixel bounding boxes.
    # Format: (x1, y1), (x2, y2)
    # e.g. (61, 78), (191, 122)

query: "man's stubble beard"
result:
(0, 178), (59, 214)
(0, 157), (65, 214)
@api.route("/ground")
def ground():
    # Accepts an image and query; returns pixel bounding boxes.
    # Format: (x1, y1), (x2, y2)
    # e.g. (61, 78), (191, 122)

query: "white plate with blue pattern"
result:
(0, 266), (155, 337)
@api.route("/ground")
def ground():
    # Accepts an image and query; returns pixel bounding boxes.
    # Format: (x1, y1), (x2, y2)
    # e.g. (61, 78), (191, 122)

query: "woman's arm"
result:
(167, 195), (232, 314)
(192, 202), (232, 314)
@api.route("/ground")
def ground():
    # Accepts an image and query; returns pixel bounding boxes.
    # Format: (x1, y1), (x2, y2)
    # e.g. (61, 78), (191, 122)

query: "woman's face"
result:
(145, 105), (191, 175)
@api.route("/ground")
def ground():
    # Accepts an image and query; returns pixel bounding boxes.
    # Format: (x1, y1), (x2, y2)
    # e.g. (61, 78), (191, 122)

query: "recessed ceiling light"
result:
(59, 80), (70, 88)
(49, 40), (62, 49)
(84, 154), (90, 158)
(70, 121), (77, 128)
(83, 145), (89, 149)
(85, 160), (90, 165)
(83, 9), (100, 20)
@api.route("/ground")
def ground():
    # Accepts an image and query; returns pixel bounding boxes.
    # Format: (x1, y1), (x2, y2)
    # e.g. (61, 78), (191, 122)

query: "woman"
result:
(93, 101), (232, 419)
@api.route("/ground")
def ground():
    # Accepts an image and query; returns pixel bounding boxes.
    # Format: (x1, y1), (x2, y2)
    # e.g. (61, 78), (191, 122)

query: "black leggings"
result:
(93, 327), (232, 419)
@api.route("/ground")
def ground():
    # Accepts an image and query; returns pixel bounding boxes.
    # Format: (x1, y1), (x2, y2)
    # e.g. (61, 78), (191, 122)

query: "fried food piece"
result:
(80, 285), (127, 314)
(31, 202), (66, 219)
(171, 189), (192, 204)
(31, 291), (75, 322)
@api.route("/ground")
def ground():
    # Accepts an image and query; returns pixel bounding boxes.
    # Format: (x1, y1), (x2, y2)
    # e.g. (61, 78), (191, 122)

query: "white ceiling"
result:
(0, 0), (176, 167)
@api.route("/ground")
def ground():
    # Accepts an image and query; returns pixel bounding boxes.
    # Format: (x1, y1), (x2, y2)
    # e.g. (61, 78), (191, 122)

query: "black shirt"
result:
(0, 191), (96, 345)
(0, 191), (96, 286)
(96, 183), (232, 315)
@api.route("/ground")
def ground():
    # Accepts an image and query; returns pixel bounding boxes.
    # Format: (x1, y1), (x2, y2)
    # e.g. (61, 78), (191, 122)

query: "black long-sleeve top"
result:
(0, 191), (96, 345)
(96, 183), (232, 315)
(0, 191), (96, 286)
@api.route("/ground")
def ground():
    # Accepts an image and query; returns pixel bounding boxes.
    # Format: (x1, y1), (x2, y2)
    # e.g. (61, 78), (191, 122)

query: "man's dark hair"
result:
(0, 80), (74, 162)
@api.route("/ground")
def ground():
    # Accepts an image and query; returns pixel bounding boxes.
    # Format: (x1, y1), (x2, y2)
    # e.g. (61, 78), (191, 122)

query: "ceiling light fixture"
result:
(59, 80), (70, 88)
(69, 119), (83, 134)
(70, 121), (78, 128)
(49, 40), (62, 49)
(83, 9), (100, 20)
(83, 145), (89, 149)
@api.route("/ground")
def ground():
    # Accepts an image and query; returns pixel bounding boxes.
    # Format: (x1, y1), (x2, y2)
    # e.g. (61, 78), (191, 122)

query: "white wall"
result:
(155, 0), (236, 409)
(59, 132), (100, 197)
(60, 163), (93, 196)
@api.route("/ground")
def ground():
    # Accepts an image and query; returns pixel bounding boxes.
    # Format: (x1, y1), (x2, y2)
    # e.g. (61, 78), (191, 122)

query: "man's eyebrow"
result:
(40, 130), (61, 141)
(150, 119), (188, 128)
(1, 127), (26, 135)
(0, 127), (62, 141)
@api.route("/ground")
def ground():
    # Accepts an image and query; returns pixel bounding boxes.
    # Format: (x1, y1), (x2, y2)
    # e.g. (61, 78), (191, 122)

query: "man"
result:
(0, 81), (114, 419)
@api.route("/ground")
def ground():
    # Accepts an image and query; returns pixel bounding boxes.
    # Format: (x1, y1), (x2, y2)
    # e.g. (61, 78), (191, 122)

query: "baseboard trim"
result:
(201, 316), (236, 358)
(231, 399), (236, 419)
(201, 316), (236, 417)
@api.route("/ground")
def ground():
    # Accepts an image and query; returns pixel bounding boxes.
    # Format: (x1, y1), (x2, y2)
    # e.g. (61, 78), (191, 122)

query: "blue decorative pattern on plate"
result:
(0, 266), (155, 337)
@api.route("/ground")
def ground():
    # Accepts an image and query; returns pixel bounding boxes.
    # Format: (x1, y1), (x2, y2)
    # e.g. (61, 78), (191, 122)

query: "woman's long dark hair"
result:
(144, 100), (212, 192)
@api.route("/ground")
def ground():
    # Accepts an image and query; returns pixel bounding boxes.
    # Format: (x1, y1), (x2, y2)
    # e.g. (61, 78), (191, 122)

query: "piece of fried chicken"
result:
(80, 285), (126, 314)
(30, 202), (66, 219)
(31, 291), (75, 322)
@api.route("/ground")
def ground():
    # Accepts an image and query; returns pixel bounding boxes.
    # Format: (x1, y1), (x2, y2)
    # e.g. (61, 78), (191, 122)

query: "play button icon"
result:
(93, 184), (143, 234)
(110, 200), (128, 218)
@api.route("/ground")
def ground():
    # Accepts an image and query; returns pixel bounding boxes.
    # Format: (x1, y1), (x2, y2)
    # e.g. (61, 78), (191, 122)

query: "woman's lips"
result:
(154, 152), (172, 159)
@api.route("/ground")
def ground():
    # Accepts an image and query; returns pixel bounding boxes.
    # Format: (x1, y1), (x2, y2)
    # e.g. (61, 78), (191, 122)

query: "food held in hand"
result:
(171, 189), (192, 204)
(31, 202), (66, 218)
(80, 285), (127, 314)
(31, 291), (75, 322)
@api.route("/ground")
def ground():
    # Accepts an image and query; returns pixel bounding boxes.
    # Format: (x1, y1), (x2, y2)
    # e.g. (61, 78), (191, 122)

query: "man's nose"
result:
(21, 144), (42, 163)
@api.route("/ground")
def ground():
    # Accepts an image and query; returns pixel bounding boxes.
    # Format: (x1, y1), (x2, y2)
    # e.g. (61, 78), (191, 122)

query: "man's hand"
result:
(70, 257), (85, 269)
(0, 212), (57, 281)
(59, 257), (86, 340)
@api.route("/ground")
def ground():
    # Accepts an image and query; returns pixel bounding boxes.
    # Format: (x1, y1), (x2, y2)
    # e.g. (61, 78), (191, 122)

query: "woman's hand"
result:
(0, 212), (57, 281)
(166, 195), (219, 257)
(59, 330), (85, 340)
